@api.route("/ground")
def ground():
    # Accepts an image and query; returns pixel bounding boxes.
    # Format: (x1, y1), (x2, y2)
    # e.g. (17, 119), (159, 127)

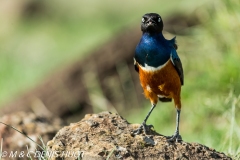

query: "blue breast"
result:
(135, 33), (172, 68)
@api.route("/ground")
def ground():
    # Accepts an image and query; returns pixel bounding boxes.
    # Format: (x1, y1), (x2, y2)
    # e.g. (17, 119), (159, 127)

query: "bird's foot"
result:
(133, 123), (154, 135)
(167, 132), (182, 142)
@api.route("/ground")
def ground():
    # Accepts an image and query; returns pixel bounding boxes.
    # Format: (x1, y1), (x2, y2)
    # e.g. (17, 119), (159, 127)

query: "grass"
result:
(0, 122), (82, 159)
(0, 138), (2, 160)
(0, 122), (44, 150)
(0, 0), (239, 158)
(0, 121), (47, 159)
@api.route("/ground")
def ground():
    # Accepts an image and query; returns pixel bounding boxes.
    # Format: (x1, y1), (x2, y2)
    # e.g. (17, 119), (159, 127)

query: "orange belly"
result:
(138, 59), (181, 108)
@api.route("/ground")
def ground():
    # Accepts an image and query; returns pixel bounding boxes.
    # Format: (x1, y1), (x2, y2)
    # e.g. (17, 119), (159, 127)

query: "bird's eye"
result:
(142, 17), (145, 23)
(158, 17), (161, 22)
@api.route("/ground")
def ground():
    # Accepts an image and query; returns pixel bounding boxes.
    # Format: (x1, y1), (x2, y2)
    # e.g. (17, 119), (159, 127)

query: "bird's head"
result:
(141, 13), (163, 34)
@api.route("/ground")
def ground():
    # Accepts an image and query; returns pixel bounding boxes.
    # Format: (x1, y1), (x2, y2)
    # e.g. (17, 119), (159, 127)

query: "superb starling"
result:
(133, 13), (184, 142)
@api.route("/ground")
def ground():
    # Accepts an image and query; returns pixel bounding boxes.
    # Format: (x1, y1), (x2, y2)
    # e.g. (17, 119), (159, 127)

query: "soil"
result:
(47, 112), (232, 160)
(0, 112), (65, 160)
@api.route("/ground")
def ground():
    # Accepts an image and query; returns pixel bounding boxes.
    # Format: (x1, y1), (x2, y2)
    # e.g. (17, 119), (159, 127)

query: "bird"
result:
(133, 13), (184, 142)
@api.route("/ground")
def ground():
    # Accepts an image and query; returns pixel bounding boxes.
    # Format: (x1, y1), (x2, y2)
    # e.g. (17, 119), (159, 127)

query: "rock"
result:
(47, 111), (232, 160)
(0, 112), (65, 160)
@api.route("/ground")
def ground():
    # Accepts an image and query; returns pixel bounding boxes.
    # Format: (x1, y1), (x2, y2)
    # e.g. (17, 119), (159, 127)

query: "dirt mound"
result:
(47, 112), (231, 160)
(0, 112), (65, 160)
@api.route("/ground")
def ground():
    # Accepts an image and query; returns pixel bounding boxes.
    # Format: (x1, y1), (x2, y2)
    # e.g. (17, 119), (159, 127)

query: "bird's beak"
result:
(147, 19), (156, 26)
(147, 21), (152, 26)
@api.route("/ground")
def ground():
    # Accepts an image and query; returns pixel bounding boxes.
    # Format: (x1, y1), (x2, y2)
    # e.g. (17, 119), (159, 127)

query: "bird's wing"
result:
(170, 49), (184, 85)
(133, 58), (139, 72)
(169, 36), (178, 50)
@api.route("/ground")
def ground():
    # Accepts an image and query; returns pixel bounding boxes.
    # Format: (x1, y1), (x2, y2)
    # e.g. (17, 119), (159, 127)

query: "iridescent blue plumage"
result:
(135, 32), (177, 68)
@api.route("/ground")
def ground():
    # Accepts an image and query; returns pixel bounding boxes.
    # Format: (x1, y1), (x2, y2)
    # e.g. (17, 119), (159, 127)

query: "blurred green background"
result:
(0, 0), (239, 158)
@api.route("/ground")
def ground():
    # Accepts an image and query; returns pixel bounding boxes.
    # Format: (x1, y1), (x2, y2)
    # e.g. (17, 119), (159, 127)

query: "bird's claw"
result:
(133, 123), (154, 135)
(167, 132), (182, 142)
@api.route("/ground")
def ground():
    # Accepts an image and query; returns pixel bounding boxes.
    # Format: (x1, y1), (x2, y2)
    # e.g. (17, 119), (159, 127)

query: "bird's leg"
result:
(134, 104), (156, 135)
(168, 109), (182, 142)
